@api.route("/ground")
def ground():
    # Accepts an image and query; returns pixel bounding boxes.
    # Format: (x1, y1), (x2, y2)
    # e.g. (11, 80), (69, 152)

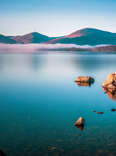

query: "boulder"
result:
(75, 76), (94, 83)
(103, 73), (116, 100)
(75, 117), (85, 131)
(102, 80), (112, 87)
(103, 73), (116, 89)
(75, 117), (85, 126)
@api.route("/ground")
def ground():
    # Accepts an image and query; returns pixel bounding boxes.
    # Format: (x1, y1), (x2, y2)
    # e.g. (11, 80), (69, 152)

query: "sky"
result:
(0, 0), (116, 37)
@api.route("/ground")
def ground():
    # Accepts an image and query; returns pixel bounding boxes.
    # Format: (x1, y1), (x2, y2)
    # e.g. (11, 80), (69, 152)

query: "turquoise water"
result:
(0, 52), (116, 156)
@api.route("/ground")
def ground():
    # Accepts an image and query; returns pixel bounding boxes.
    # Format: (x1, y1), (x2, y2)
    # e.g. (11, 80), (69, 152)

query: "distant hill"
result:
(11, 32), (55, 44)
(48, 28), (116, 45)
(0, 28), (116, 45)
(0, 34), (16, 44)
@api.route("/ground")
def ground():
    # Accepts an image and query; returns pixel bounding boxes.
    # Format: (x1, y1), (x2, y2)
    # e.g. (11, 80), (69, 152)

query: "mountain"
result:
(0, 34), (16, 44)
(0, 28), (116, 45)
(11, 32), (54, 44)
(47, 28), (116, 45)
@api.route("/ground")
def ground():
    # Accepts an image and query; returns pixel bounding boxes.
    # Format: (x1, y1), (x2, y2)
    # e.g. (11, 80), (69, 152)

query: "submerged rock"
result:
(111, 109), (116, 112)
(50, 146), (56, 151)
(103, 73), (116, 100)
(97, 112), (104, 114)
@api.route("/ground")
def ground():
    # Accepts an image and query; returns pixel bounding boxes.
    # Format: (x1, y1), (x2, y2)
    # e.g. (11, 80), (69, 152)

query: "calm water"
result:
(0, 51), (116, 156)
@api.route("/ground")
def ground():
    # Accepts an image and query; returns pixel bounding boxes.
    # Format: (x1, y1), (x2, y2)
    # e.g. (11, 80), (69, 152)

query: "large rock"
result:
(103, 73), (116, 101)
(103, 73), (116, 92)
(103, 89), (116, 101)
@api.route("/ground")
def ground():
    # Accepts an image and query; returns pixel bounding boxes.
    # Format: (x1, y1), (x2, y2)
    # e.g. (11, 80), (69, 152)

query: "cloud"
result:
(0, 43), (110, 53)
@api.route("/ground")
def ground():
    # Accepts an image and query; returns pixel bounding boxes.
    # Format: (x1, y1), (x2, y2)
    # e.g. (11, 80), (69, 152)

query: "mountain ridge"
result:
(48, 28), (116, 45)
(0, 28), (116, 45)
(10, 32), (56, 44)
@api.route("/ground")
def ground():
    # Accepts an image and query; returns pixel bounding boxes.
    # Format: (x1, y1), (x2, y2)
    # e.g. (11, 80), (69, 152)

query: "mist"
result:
(0, 43), (109, 53)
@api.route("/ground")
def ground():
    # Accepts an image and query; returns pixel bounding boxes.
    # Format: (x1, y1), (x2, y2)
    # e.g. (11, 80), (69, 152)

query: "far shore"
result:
(0, 43), (116, 53)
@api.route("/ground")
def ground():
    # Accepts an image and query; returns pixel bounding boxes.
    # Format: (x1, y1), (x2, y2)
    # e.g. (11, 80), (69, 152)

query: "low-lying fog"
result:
(0, 43), (108, 53)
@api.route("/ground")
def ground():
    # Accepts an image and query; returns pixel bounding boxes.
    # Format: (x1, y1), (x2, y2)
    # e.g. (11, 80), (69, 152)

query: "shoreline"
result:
(0, 44), (116, 53)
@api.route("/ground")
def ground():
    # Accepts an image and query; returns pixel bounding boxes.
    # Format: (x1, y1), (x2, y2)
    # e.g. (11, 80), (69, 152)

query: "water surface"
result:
(0, 51), (116, 156)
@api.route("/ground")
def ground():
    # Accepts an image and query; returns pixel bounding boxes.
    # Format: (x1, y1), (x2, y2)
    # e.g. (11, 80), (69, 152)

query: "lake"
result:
(0, 51), (116, 156)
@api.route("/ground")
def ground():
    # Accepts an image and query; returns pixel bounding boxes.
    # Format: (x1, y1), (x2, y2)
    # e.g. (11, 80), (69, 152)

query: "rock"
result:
(111, 109), (116, 112)
(97, 112), (104, 114)
(103, 73), (116, 89)
(107, 74), (114, 83)
(102, 80), (111, 87)
(75, 76), (94, 83)
(50, 146), (56, 151)
(75, 76), (94, 87)
(75, 117), (85, 126)
(75, 117), (85, 131)
(103, 73), (116, 100)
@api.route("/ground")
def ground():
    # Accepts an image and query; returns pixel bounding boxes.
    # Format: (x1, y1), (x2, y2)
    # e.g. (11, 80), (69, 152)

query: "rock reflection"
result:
(103, 88), (116, 101)
(76, 81), (92, 87)
(102, 73), (116, 101)
(75, 124), (84, 131)
(75, 80), (94, 87)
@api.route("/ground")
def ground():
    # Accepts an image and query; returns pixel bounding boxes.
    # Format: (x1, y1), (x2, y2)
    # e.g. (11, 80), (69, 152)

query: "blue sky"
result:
(0, 0), (116, 36)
